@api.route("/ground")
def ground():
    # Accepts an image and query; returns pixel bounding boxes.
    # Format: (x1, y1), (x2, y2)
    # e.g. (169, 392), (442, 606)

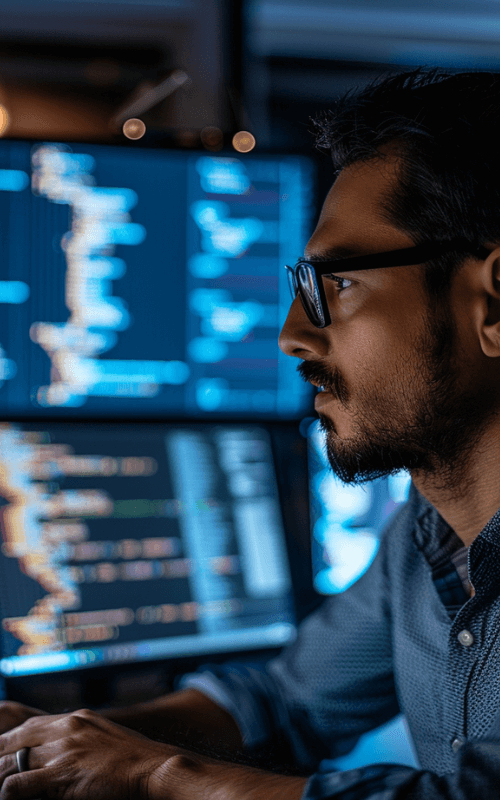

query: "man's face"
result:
(279, 156), (490, 486)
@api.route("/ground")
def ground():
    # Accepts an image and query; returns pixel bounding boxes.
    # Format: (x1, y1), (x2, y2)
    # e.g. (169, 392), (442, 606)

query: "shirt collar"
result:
(411, 484), (463, 566)
(410, 482), (500, 595)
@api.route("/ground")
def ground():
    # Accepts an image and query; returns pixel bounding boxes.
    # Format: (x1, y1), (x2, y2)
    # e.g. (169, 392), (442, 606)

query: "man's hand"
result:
(0, 708), (173, 799)
(0, 703), (45, 735)
(0, 708), (308, 800)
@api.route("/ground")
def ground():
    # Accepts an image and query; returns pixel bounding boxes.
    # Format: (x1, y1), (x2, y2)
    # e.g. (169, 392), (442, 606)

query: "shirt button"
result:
(451, 737), (464, 753)
(457, 629), (474, 647)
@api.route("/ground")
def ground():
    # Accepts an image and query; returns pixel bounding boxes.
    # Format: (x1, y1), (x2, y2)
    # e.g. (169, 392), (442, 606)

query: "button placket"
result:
(446, 616), (479, 751)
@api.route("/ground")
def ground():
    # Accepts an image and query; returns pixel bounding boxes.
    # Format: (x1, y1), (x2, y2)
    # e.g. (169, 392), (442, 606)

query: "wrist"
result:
(149, 754), (307, 800)
(148, 752), (209, 800)
(235, 771), (307, 800)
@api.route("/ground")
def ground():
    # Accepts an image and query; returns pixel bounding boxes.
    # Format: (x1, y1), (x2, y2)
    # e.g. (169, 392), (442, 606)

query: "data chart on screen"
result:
(0, 141), (315, 417)
(0, 421), (296, 676)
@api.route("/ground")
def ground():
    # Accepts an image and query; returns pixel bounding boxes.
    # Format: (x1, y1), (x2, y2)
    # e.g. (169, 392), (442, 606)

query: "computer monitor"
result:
(306, 420), (412, 595)
(0, 420), (310, 680)
(0, 141), (315, 419)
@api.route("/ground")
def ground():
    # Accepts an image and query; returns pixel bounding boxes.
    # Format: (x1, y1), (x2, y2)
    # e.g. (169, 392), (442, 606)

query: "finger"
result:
(1, 769), (49, 799)
(0, 729), (41, 757)
(0, 754), (17, 787)
(0, 742), (59, 776)
(0, 704), (41, 737)
(0, 714), (67, 755)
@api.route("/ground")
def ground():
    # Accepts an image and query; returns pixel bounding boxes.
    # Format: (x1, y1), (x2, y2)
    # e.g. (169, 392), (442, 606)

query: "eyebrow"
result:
(303, 246), (361, 263)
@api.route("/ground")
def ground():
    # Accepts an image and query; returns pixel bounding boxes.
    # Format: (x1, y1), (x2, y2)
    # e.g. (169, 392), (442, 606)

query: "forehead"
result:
(307, 155), (414, 258)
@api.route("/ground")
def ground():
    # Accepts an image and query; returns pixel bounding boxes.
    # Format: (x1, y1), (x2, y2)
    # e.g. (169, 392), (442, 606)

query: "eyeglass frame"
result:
(285, 238), (492, 328)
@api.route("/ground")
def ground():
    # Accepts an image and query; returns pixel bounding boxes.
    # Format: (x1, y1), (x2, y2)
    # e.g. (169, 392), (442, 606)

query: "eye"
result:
(326, 275), (352, 292)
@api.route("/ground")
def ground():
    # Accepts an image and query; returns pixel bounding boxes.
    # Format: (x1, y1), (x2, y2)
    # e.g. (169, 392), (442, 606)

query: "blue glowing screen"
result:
(0, 143), (315, 417)
(0, 421), (295, 677)
(307, 421), (412, 594)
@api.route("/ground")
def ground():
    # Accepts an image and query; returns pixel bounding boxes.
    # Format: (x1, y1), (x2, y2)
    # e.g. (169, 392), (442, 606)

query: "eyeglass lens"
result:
(286, 265), (298, 299)
(296, 263), (325, 327)
(285, 263), (327, 327)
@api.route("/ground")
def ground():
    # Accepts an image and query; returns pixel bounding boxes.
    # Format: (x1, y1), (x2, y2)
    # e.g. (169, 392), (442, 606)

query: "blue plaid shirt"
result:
(182, 484), (500, 799)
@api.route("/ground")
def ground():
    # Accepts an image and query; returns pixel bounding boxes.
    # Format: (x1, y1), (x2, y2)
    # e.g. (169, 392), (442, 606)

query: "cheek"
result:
(323, 274), (430, 389)
(331, 313), (415, 384)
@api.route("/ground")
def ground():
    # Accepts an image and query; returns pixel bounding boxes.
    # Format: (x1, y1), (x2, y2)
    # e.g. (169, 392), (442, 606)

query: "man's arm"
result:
(100, 688), (244, 754)
(0, 708), (308, 800)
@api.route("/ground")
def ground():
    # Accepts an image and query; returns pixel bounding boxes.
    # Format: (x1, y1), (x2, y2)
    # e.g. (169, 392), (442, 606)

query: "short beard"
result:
(298, 301), (494, 490)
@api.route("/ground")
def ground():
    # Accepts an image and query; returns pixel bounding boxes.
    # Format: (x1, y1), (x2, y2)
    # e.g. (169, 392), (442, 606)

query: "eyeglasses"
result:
(285, 239), (491, 328)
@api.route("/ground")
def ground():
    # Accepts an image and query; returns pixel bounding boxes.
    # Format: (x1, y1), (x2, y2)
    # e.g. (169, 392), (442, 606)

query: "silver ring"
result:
(15, 747), (29, 773)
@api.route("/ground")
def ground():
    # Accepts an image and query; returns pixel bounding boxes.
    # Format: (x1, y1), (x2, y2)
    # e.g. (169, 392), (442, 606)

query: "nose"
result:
(278, 296), (330, 359)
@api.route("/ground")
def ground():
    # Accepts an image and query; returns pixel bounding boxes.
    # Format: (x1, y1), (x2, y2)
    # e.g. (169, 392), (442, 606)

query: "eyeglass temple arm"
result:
(297, 240), (491, 274)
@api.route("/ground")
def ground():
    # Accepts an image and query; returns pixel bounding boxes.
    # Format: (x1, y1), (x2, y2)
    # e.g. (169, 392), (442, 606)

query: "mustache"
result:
(297, 359), (335, 388)
(297, 360), (350, 405)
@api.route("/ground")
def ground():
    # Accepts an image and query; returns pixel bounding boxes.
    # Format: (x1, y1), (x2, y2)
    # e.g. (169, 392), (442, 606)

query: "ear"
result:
(477, 246), (500, 358)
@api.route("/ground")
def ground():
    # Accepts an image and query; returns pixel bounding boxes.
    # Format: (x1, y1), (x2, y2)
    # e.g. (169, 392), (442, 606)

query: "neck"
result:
(411, 424), (500, 547)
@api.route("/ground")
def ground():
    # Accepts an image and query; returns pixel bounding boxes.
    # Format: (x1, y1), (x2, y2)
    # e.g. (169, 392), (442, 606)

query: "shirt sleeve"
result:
(180, 507), (403, 772)
(301, 740), (500, 798)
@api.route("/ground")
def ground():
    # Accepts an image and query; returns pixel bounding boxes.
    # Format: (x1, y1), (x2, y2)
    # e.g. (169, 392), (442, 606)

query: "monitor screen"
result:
(0, 421), (297, 677)
(0, 141), (315, 418)
(306, 420), (412, 594)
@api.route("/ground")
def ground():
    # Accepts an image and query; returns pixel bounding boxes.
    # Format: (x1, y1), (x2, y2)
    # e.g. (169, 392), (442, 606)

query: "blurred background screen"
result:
(0, 142), (314, 418)
(0, 421), (296, 678)
(307, 420), (412, 596)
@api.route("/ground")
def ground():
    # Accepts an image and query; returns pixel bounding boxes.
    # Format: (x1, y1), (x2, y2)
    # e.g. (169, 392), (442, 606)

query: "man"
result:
(1, 68), (500, 798)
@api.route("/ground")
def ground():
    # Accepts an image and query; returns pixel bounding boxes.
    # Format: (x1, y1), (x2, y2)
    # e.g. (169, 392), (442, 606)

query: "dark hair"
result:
(312, 69), (500, 295)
